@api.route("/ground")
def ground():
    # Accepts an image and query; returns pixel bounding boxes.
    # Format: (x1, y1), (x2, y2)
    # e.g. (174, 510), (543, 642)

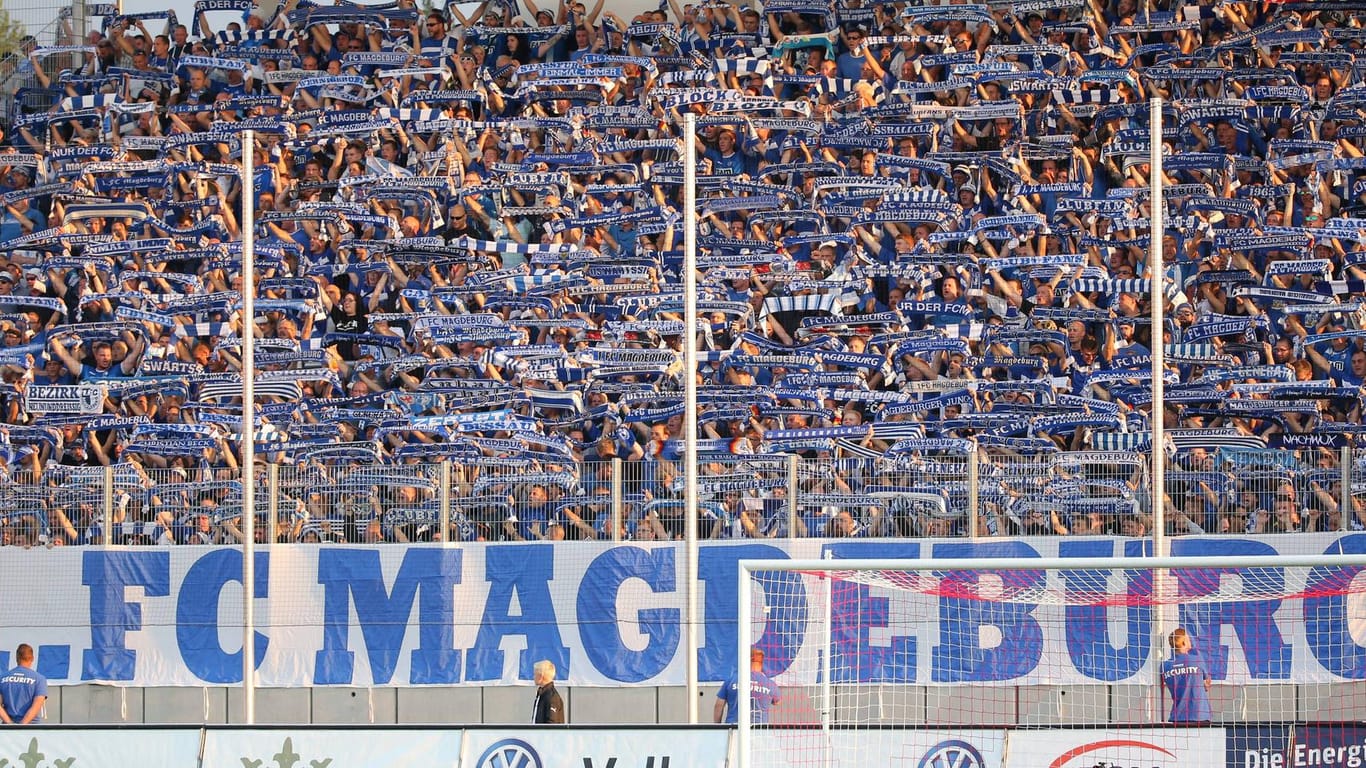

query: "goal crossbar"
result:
(739, 554), (1366, 575)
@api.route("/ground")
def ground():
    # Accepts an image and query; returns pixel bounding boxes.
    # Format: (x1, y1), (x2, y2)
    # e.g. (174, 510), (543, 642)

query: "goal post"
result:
(736, 554), (1366, 768)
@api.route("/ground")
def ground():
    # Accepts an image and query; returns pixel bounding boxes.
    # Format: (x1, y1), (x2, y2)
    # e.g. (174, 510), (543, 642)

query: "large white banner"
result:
(202, 729), (462, 768)
(0, 728), (722, 768)
(0, 728), (200, 766)
(462, 728), (729, 768)
(2, 534), (1366, 687)
(752, 730), (1006, 768)
(1005, 728), (1226, 768)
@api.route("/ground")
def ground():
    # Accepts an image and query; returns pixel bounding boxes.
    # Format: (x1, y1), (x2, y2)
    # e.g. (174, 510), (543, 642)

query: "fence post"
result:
(787, 454), (799, 537)
(1342, 446), (1353, 532)
(267, 463), (279, 545)
(102, 463), (114, 545)
(611, 458), (624, 542)
(439, 461), (452, 542)
(968, 447), (980, 539)
(73, 0), (87, 49)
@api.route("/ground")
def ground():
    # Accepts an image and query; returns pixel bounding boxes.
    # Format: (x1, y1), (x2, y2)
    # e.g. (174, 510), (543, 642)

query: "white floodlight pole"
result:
(1147, 98), (1171, 726)
(684, 112), (701, 724)
(242, 129), (258, 725)
(1149, 98), (1167, 560)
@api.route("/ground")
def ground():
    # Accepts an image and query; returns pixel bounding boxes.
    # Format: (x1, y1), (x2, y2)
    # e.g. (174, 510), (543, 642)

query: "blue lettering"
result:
(932, 541), (1043, 682)
(1059, 539), (1151, 681)
(466, 544), (568, 682)
(315, 548), (463, 685)
(1305, 535), (1366, 678)
(36, 646), (71, 681)
(824, 541), (923, 683)
(1170, 538), (1289, 680)
(176, 549), (269, 683)
(578, 547), (678, 682)
(697, 544), (798, 681)
(82, 550), (170, 681)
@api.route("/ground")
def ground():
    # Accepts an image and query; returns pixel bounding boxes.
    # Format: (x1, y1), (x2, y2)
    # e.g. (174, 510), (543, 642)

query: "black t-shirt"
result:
(330, 307), (368, 359)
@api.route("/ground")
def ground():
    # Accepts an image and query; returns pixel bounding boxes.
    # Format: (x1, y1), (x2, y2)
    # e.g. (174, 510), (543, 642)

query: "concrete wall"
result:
(56, 685), (718, 725)
(46, 682), (1366, 724)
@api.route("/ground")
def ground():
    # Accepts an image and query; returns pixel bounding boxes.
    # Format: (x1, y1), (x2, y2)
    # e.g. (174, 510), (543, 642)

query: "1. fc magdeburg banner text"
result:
(2, 535), (1365, 687)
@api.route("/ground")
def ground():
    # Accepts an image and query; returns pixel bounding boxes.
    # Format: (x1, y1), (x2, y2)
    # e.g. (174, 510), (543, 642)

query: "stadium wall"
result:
(9, 533), (1366, 726)
(38, 678), (1366, 727)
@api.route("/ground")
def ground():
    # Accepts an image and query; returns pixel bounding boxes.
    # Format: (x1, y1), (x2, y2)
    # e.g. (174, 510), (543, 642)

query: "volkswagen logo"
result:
(476, 738), (544, 768)
(919, 739), (987, 768)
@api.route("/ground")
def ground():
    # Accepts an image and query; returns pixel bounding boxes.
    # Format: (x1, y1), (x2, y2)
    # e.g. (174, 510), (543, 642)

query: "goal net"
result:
(736, 554), (1366, 768)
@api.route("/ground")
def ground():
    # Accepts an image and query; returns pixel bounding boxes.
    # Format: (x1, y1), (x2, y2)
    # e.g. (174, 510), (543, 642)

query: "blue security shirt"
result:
(0, 666), (47, 722)
(718, 670), (780, 724)
(1161, 651), (1211, 722)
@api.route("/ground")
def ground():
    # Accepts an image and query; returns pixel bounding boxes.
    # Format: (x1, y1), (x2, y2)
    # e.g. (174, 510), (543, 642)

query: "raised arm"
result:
(50, 338), (85, 379)
(582, 0), (606, 27)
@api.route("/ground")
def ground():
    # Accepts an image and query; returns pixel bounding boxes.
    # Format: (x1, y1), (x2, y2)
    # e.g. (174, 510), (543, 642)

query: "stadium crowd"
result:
(0, 0), (1364, 546)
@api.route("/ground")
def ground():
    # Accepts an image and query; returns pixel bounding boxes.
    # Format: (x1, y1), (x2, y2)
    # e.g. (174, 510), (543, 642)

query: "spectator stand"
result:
(0, 0), (1364, 543)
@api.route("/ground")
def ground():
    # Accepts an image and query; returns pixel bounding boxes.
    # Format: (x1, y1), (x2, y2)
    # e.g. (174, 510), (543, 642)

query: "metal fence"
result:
(0, 0), (93, 126)
(2, 447), (1362, 547)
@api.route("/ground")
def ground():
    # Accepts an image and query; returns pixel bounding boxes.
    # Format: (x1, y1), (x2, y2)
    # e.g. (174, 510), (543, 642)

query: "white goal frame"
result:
(736, 553), (1366, 768)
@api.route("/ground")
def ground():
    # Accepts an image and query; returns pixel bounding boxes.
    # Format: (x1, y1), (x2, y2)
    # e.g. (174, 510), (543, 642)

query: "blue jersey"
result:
(0, 666), (47, 723)
(81, 363), (127, 381)
(1161, 651), (1211, 722)
(718, 670), (780, 724)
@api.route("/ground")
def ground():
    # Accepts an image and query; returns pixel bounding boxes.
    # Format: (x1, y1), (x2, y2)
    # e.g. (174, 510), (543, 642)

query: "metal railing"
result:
(0, 0), (90, 126)
(2, 447), (1361, 546)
